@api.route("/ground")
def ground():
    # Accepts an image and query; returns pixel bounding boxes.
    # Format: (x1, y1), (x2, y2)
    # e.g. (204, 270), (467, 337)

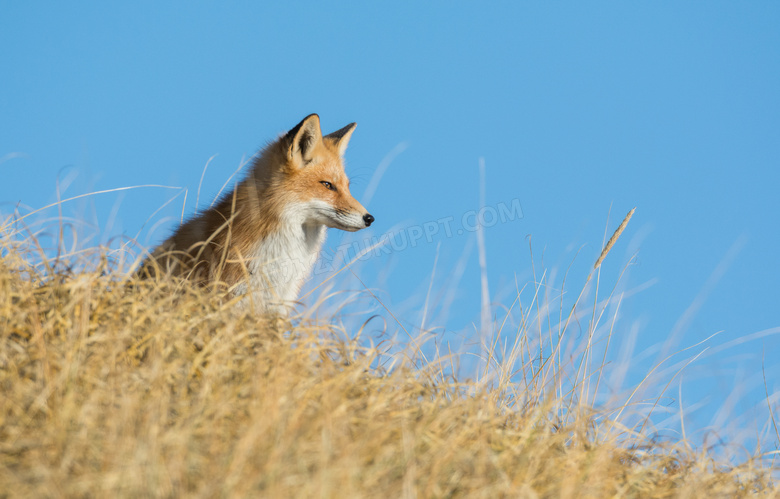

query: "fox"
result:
(138, 114), (374, 313)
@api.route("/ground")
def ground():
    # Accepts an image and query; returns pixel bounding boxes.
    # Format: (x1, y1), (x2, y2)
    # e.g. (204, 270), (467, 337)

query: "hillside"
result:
(0, 232), (777, 498)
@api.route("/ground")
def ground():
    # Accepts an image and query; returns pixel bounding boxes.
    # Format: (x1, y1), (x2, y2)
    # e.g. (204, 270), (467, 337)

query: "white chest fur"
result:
(243, 217), (326, 313)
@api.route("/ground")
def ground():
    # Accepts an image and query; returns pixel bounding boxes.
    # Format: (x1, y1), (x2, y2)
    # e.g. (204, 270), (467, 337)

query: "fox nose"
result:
(363, 214), (375, 227)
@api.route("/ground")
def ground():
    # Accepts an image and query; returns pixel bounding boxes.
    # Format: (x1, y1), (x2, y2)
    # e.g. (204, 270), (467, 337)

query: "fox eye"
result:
(320, 181), (337, 191)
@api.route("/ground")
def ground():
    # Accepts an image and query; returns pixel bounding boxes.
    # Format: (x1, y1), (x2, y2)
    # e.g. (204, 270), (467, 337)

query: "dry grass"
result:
(0, 226), (778, 498)
(594, 207), (635, 271)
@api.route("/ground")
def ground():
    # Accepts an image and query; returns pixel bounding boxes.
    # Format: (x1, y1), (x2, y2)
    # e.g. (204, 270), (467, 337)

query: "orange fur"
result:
(139, 114), (373, 313)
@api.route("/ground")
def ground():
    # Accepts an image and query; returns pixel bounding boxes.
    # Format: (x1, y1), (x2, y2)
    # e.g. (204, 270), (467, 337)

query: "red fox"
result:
(139, 114), (374, 313)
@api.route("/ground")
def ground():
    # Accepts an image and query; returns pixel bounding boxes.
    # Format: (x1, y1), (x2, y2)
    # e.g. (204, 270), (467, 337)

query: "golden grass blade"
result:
(594, 207), (635, 270)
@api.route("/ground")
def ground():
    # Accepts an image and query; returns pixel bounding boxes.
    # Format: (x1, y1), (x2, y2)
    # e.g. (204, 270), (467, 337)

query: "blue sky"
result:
(2, 3), (779, 453)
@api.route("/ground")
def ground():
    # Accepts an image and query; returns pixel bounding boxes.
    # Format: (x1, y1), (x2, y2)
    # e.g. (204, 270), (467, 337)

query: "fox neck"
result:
(243, 203), (327, 313)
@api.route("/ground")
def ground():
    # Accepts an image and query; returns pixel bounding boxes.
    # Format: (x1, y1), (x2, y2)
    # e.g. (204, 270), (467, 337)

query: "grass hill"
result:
(0, 224), (778, 498)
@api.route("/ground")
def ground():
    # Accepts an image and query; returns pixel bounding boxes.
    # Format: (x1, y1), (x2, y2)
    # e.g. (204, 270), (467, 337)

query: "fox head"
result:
(272, 114), (374, 232)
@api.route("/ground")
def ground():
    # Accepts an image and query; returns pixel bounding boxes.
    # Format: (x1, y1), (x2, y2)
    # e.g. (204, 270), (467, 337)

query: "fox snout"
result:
(328, 207), (373, 232)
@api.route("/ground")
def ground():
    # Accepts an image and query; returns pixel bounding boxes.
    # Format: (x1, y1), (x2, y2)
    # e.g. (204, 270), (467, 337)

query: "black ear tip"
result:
(286, 114), (320, 136)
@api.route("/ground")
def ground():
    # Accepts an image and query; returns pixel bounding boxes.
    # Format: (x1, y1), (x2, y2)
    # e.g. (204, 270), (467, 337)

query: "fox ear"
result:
(325, 123), (356, 157)
(285, 114), (322, 165)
